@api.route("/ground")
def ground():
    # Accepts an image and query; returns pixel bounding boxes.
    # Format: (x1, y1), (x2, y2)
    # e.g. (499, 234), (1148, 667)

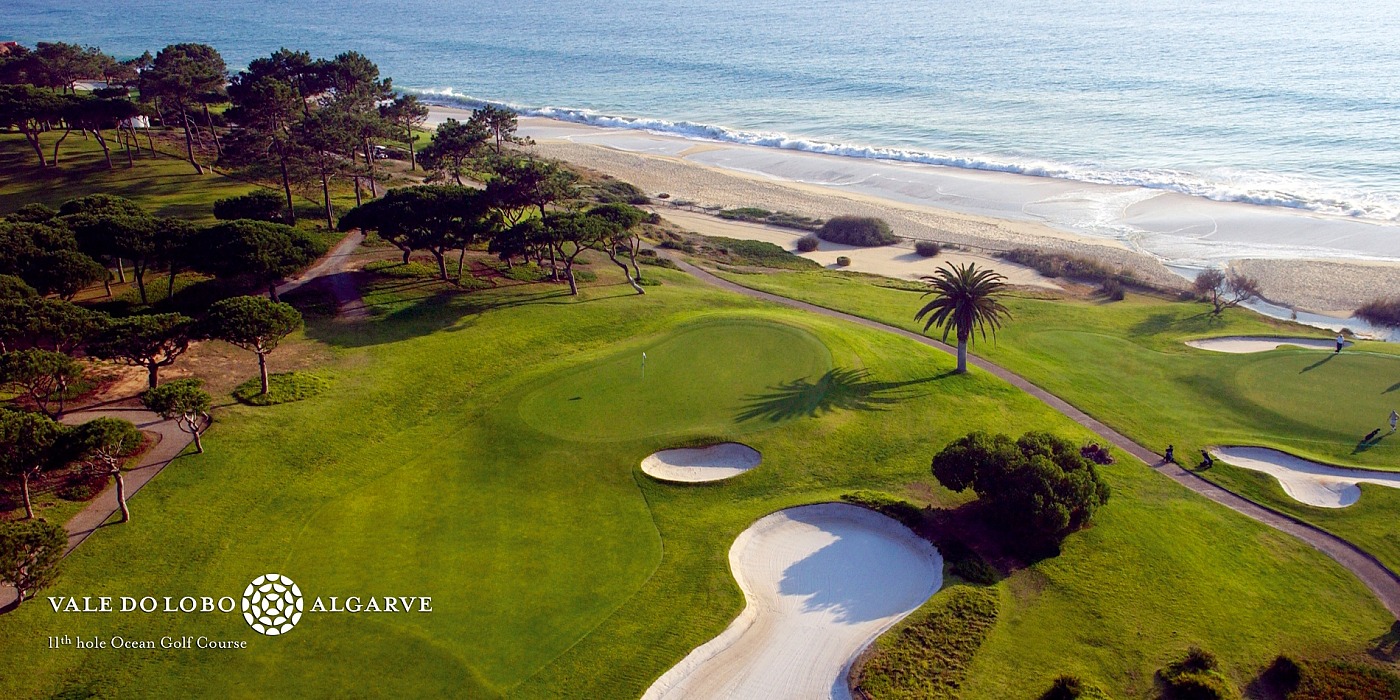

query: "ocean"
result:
(8, 0), (1400, 263)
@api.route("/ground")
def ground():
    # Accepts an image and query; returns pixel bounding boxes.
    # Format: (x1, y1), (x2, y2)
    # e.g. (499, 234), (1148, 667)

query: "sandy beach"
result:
(429, 107), (1400, 319)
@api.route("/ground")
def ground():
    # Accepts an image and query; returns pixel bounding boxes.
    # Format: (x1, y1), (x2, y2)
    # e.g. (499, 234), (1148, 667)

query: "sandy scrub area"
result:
(640, 443), (762, 483)
(642, 503), (942, 700)
(432, 106), (1400, 317)
(657, 209), (1059, 290)
(1185, 337), (1346, 354)
(1211, 447), (1400, 508)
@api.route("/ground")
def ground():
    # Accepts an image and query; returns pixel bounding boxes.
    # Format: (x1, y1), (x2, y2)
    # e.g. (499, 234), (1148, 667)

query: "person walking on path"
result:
(1335, 333), (1346, 353)
(1390, 409), (1398, 433)
(1165, 444), (1175, 464)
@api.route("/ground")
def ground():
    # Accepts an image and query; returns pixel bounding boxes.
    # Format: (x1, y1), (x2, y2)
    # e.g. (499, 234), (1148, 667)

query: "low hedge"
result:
(816, 215), (898, 246)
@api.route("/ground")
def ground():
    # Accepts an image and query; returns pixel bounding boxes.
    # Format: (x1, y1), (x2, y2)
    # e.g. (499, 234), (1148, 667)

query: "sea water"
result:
(8, 0), (1400, 263)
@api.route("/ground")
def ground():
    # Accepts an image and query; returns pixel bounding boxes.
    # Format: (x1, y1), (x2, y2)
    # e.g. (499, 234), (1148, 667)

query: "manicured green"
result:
(518, 318), (830, 441)
(706, 268), (1400, 573)
(0, 262), (1393, 700)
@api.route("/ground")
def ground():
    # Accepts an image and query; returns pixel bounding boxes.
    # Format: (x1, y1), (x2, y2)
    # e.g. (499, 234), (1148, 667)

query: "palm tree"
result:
(914, 262), (1011, 373)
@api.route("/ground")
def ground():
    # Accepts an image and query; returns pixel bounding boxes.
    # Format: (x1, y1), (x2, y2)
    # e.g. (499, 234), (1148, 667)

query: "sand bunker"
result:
(1186, 336), (1346, 353)
(1212, 447), (1400, 508)
(642, 503), (943, 700)
(641, 443), (763, 482)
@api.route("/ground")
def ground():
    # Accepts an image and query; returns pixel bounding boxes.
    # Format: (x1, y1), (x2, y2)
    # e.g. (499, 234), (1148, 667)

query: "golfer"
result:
(1391, 409), (1398, 433)
(1335, 333), (1345, 353)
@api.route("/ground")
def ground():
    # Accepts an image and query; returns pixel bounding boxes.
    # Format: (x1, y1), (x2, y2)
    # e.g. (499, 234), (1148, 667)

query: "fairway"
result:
(518, 318), (832, 441)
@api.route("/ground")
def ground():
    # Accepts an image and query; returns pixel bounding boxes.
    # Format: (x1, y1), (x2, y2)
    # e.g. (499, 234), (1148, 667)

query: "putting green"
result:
(518, 318), (832, 441)
(1234, 352), (1400, 447)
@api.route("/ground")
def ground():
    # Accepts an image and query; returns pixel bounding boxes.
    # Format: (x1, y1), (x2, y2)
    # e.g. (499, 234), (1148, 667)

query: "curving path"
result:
(642, 504), (942, 700)
(0, 407), (196, 609)
(641, 443), (762, 483)
(1212, 446), (1400, 508)
(275, 229), (368, 319)
(668, 257), (1400, 618)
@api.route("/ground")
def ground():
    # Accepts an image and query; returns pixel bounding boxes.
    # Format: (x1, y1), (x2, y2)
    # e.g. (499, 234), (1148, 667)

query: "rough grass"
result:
(709, 269), (1400, 574)
(0, 263), (1394, 699)
(232, 371), (332, 406)
(697, 235), (821, 270)
(856, 585), (1000, 699)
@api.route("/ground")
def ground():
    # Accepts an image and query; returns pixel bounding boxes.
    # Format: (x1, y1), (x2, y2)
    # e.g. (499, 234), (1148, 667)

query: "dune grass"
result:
(0, 263), (1394, 699)
(706, 268), (1400, 573)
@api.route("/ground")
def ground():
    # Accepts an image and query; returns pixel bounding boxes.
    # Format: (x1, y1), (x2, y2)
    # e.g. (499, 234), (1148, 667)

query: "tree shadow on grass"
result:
(1368, 621), (1400, 663)
(736, 368), (950, 423)
(1384, 380), (1399, 394)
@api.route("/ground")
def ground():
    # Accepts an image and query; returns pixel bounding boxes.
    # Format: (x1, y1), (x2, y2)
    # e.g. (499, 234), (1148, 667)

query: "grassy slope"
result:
(0, 254), (1394, 698)
(709, 268), (1400, 574)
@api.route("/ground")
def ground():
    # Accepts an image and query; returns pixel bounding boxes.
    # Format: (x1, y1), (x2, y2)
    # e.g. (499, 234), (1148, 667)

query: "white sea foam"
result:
(410, 88), (1400, 224)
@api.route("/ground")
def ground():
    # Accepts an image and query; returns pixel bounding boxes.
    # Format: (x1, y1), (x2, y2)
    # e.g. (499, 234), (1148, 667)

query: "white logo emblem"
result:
(241, 574), (304, 636)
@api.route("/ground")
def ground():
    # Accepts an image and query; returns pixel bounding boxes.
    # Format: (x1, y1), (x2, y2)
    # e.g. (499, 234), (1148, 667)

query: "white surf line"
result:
(640, 443), (762, 483)
(1211, 446), (1400, 508)
(1185, 336), (1346, 354)
(642, 503), (942, 700)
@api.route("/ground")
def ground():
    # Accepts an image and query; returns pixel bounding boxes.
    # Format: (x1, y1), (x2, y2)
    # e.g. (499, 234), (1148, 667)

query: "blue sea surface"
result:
(9, 0), (1400, 223)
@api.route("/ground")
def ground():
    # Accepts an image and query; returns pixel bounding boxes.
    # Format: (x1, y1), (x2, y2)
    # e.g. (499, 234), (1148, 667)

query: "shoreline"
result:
(428, 105), (1398, 335)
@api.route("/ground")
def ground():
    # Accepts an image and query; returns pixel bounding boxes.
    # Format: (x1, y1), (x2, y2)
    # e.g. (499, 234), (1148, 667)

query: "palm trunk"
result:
(114, 470), (129, 523)
(258, 353), (269, 395)
(956, 338), (968, 374)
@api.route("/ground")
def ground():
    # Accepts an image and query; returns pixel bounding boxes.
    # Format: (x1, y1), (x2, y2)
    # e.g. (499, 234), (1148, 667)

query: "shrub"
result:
(1158, 647), (1238, 700)
(212, 190), (286, 223)
(796, 235), (820, 252)
(699, 236), (820, 270)
(816, 215), (897, 246)
(836, 256), (852, 267)
(589, 178), (650, 205)
(1001, 248), (1127, 286)
(717, 207), (823, 231)
(1080, 443), (1115, 465)
(639, 256), (679, 270)
(932, 431), (1111, 548)
(1099, 279), (1125, 301)
(1355, 296), (1400, 331)
(57, 481), (101, 502)
(572, 270), (597, 283)
(915, 240), (942, 257)
(501, 263), (548, 282)
(233, 371), (330, 406)
(1041, 675), (1112, 700)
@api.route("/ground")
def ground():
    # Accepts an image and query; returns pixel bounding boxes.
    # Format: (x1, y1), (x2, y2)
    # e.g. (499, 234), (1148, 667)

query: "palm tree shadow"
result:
(1384, 380), (1399, 394)
(736, 368), (949, 423)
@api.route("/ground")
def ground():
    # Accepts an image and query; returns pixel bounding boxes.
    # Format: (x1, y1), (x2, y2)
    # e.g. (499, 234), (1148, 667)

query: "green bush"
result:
(212, 190), (286, 223)
(796, 235), (820, 252)
(835, 256), (852, 267)
(1158, 647), (1238, 700)
(57, 481), (102, 502)
(639, 257), (679, 270)
(232, 371), (330, 406)
(572, 270), (597, 283)
(699, 236), (820, 270)
(816, 215), (897, 246)
(915, 240), (942, 257)
(588, 178), (650, 205)
(717, 207), (823, 231)
(501, 263), (548, 282)
(932, 431), (1111, 549)
(1000, 248), (1139, 288)
(1041, 675), (1112, 700)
